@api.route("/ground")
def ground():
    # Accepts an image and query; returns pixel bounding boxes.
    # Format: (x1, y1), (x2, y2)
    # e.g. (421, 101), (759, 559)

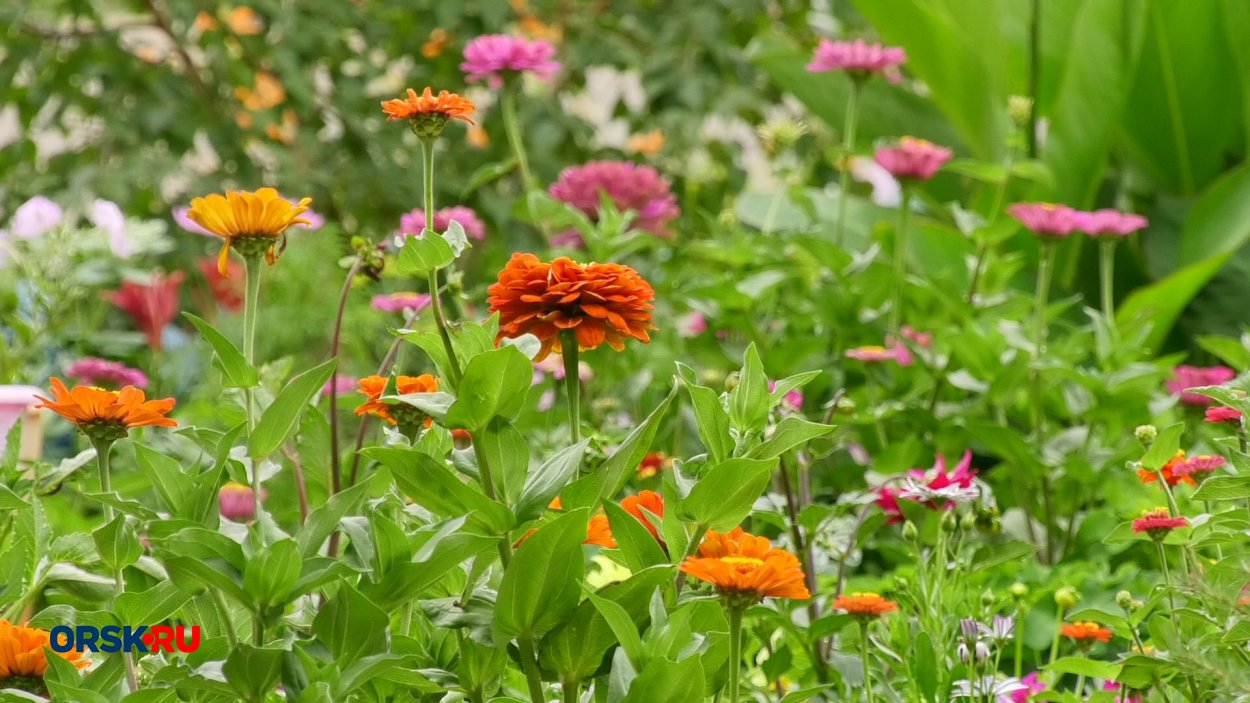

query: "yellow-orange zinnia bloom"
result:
(585, 513), (616, 548)
(1061, 621), (1112, 643)
(1137, 450), (1195, 487)
(487, 253), (656, 361)
(35, 379), (176, 440)
(186, 187), (313, 276)
(354, 374), (438, 427)
(680, 527), (810, 601)
(832, 592), (898, 619)
(381, 87), (476, 125)
(0, 620), (88, 678)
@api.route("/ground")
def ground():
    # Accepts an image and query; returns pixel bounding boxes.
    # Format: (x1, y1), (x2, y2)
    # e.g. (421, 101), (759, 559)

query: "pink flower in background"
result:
(677, 311), (707, 338)
(891, 339), (915, 367)
(1073, 209), (1148, 237)
(219, 482), (264, 522)
(877, 451), (978, 523)
(849, 156), (902, 207)
(10, 196), (64, 238)
(549, 161), (680, 238)
(846, 345), (903, 364)
(106, 272), (185, 351)
(1007, 203), (1079, 239)
(1011, 673), (1046, 703)
(371, 292), (432, 315)
(66, 358), (149, 389)
(806, 38), (907, 83)
(1167, 365), (1235, 406)
(1174, 454), (1227, 478)
(321, 375), (359, 397)
(461, 34), (561, 88)
(532, 354), (593, 384)
(88, 199), (130, 258)
(769, 380), (803, 413)
(1205, 406), (1243, 424)
(398, 206), (486, 241)
(874, 137), (952, 181)
(1103, 681), (1142, 703)
(901, 325), (932, 348)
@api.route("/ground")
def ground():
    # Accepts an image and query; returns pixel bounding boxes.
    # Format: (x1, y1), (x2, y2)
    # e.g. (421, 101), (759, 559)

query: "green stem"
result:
(211, 589), (239, 648)
(470, 440), (511, 567)
(1074, 672), (1086, 698)
(1027, 0), (1041, 159)
(859, 621), (875, 703)
(252, 608), (264, 646)
(888, 188), (912, 336)
(242, 254), (264, 519)
(419, 137), (463, 386)
(94, 439), (139, 693)
(835, 80), (862, 248)
(1032, 241), (1056, 562)
(1015, 607), (1026, 678)
(1046, 608), (1064, 681)
(865, 372), (888, 449)
(1156, 540), (1179, 627)
(1098, 239), (1116, 316)
(401, 601), (414, 637)
(562, 333), (582, 445)
(563, 677), (582, 703)
(519, 635), (546, 703)
(727, 606), (745, 703)
(673, 522), (708, 593)
(501, 87), (536, 191)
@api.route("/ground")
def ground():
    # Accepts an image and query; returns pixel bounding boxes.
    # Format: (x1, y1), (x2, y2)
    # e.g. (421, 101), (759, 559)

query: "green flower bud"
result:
(1116, 590), (1135, 611)
(980, 589), (995, 608)
(1054, 586), (1080, 611)
(1134, 424), (1157, 448)
(1010, 582), (1029, 600)
(901, 521), (918, 542)
(960, 512), (978, 532)
(940, 510), (959, 533)
(724, 372), (740, 393)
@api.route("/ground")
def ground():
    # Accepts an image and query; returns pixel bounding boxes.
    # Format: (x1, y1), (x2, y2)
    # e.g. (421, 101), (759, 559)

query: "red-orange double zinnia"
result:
(832, 592), (899, 619)
(1061, 621), (1112, 644)
(680, 527), (810, 601)
(35, 379), (176, 440)
(381, 87), (476, 124)
(0, 619), (88, 680)
(487, 253), (656, 361)
(1137, 450), (1195, 487)
(355, 374), (439, 427)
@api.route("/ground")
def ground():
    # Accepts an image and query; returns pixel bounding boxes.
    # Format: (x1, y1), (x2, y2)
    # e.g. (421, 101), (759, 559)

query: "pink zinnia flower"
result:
(769, 380), (803, 413)
(219, 482), (264, 522)
(1073, 209), (1148, 237)
(1011, 672), (1046, 703)
(846, 345), (900, 363)
(901, 325), (932, 348)
(549, 161), (680, 239)
(1205, 406), (1243, 424)
(874, 137), (952, 181)
(877, 451), (977, 523)
(1007, 202), (1079, 239)
(10, 196), (63, 239)
(371, 292), (432, 315)
(891, 339), (915, 367)
(461, 34), (561, 88)
(65, 358), (149, 389)
(806, 38), (906, 83)
(321, 375), (359, 397)
(1131, 508), (1188, 539)
(1173, 454), (1227, 477)
(1167, 365), (1236, 406)
(398, 205), (486, 241)
(106, 272), (185, 351)
(1103, 681), (1142, 703)
(677, 311), (707, 338)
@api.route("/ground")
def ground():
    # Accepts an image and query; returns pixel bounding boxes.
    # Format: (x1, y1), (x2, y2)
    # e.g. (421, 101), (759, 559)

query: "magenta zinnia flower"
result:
(877, 451), (978, 523)
(1073, 209), (1148, 237)
(398, 206), (486, 241)
(845, 344), (910, 364)
(1173, 454), (1227, 477)
(461, 34), (560, 88)
(1167, 365), (1236, 406)
(549, 161), (680, 239)
(1131, 508), (1188, 539)
(321, 375), (359, 397)
(1007, 203), (1079, 239)
(65, 358), (149, 389)
(1205, 406), (1243, 424)
(874, 137), (952, 181)
(1011, 672), (1046, 703)
(219, 482), (264, 522)
(806, 38), (906, 83)
(901, 325), (932, 348)
(371, 292), (432, 315)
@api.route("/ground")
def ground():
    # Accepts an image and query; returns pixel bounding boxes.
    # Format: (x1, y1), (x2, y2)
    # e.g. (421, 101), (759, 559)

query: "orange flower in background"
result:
(1061, 621), (1112, 644)
(637, 451), (670, 479)
(1137, 450), (1196, 487)
(34, 379), (175, 441)
(585, 513), (616, 547)
(227, 6), (265, 35)
(832, 592), (899, 619)
(235, 72), (286, 111)
(186, 188), (313, 276)
(354, 374), (439, 427)
(0, 620), (88, 679)
(381, 88), (476, 125)
(620, 490), (665, 544)
(627, 130), (666, 156)
(680, 527), (810, 601)
(194, 11), (219, 31)
(422, 28), (451, 58)
(487, 253), (656, 361)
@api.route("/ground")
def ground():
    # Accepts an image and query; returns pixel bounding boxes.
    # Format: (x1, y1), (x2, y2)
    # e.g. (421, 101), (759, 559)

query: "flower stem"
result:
(419, 137), (463, 386)
(561, 332), (581, 445)
(888, 188), (912, 336)
(727, 606), (745, 703)
(242, 253), (264, 520)
(1046, 607), (1064, 676)
(836, 80), (862, 248)
(501, 86), (536, 191)
(1098, 239), (1116, 316)
(1155, 540), (1180, 627)
(470, 439), (511, 567)
(328, 256), (364, 500)
(1074, 672), (1086, 698)
(93, 439), (139, 692)
(1014, 607), (1026, 678)
(1032, 240), (1056, 561)
(859, 621), (875, 703)
(518, 635), (546, 703)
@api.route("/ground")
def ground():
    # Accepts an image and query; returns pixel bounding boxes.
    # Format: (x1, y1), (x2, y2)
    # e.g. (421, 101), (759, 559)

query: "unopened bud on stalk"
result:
(961, 512), (978, 532)
(724, 372), (740, 393)
(1010, 582), (1029, 601)
(1116, 590), (1139, 613)
(980, 589), (995, 608)
(1134, 424), (1157, 448)
(901, 521), (918, 542)
(1008, 96), (1033, 128)
(1054, 586), (1080, 611)
(941, 510), (959, 533)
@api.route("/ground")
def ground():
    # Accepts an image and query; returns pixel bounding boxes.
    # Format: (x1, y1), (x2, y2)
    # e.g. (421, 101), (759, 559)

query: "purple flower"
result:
(806, 39), (907, 83)
(65, 358), (149, 389)
(371, 292), (432, 315)
(1167, 365), (1236, 406)
(321, 375), (359, 397)
(88, 199), (130, 258)
(874, 137), (953, 181)
(461, 34), (561, 88)
(1072, 209), (1148, 237)
(10, 196), (64, 239)
(1007, 202), (1079, 239)
(549, 161), (680, 238)
(398, 206), (486, 241)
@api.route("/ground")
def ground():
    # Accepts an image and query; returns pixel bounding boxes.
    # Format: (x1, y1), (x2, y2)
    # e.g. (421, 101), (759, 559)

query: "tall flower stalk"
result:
(92, 437), (139, 692)
(889, 188), (912, 336)
(836, 81), (862, 247)
(419, 137), (464, 385)
(560, 333), (581, 444)
(500, 87), (536, 191)
(241, 253), (264, 518)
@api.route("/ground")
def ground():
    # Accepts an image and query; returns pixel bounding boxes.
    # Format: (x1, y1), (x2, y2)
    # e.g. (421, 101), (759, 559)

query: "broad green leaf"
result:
(1141, 422), (1184, 470)
(1192, 475), (1250, 501)
(362, 517), (497, 610)
(475, 417), (530, 505)
(249, 358), (338, 459)
(684, 458), (778, 532)
(115, 581), (192, 626)
(677, 366), (732, 465)
(184, 313), (258, 388)
(515, 440), (589, 523)
(0, 484), (28, 511)
(620, 655), (705, 703)
(296, 475), (375, 557)
(134, 444), (190, 515)
(371, 447), (514, 534)
(445, 346), (533, 431)
(603, 501), (667, 572)
(222, 645), (283, 701)
(395, 232), (454, 274)
(494, 508), (588, 642)
(92, 514), (141, 570)
(243, 539), (302, 607)
(312, 585), (389, 666)
(728, 344), (769, 434)
(586, 590), (647, 667)
(1044, 656), (1120, 681)
(749, 417), (834, 460)
(563, 385), (677, 510)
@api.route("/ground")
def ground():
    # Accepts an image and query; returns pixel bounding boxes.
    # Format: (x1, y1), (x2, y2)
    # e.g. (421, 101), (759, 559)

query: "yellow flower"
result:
(186, 188), (313, 275)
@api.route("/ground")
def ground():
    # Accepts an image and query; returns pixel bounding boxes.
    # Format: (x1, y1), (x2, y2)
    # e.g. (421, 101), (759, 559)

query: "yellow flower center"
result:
(721, 556), (764, 568)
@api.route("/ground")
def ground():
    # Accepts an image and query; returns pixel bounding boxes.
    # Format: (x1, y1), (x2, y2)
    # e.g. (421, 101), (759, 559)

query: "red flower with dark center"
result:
(106, 272), (185, 350)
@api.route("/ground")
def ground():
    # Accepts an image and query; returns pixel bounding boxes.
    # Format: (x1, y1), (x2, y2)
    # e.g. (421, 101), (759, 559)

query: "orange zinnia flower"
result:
(35, 378), (176, 442)
(679, 527), (810, 602)
(620, 490), (665, 544)
(832, 592), (898, 620)
(381, 87), (476, 132)
(585, 513), (616, 547)
(354, 374), (438, 427)
(0, 620), (88, 680)
(1137, 450), (1195, 487)
(1061, 621), (1112, 644)
(186, 188), (313, 276)
(487, 253), (656, 361)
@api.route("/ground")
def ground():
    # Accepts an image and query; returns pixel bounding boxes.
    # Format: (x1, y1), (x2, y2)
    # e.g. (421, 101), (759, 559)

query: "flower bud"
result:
(1008, 96), (1033, 129)
(940, 510), (959, 533)
(1134, 424), (1157, 448)
(901, 521), (918, 542)
(1054, 586), (1080, 611)
(961, 512), (978, 532)
(980, 589), (995, 608)
(956, 642), (970, 664)
(1010, 582), (1029, 600)
(1116, 590), (1137, 613)
(724, 372), (740, 393)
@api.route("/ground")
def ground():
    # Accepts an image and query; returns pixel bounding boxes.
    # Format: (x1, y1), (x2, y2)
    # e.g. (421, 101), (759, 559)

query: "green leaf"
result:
(243, 539), (302, 607)
(395, 231), (455, 274)
(134, 444), (190, 514)
(677, 367), (732, 465)
(362, 516), (497, 610)
(515, 440), (589, 523)
(587, 590), (647, 667)
(296, 476), (375, 557)
(685, 458), (778, 532)
(494, 508), (589, 642)
(1044, 657), (1120, 681)
(1141, 422), (1184, 470)
(563, 384), (677, 510)
(911, 631), (938, 702)
(371, 447), (514, 534)
(728, 344), (769, 433)
(749, 417), (834, 460)
(620, 655), (705, 703)
(249, 358), (338, 459)
(603, 501), (667, 572)
(1221, 618), (1250, 643)
(475, 417), (530, 505)
(445, 346), (533, 431)
(92, 515), (141, 570)
(184, 313), (259, 388)
(1192, 475), (1250, 501)
(115, 581), (192, 626)
(0, 484), (28, 511)
(222, 645), (284, 701)
(312, 584), (389, 666)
